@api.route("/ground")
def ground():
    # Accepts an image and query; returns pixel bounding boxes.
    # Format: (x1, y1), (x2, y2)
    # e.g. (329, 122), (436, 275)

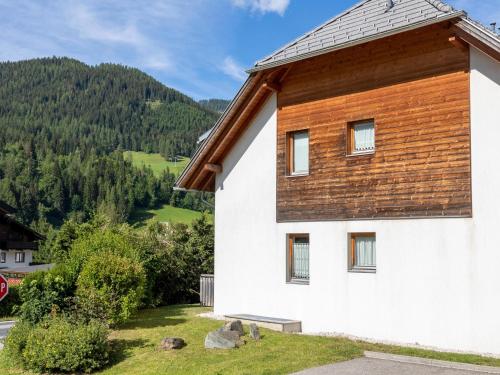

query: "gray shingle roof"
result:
(250, 0), (466, 72)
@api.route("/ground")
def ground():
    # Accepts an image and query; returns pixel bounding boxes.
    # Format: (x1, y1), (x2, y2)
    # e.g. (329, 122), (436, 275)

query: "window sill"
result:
(346, 151), (375, 157)
(348, 268), (376, 274)
(287, 279), (310, 285)
(286, 173), (309, 178)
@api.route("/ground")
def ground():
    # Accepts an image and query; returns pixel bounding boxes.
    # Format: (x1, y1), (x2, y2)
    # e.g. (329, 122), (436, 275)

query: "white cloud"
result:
(221, 57), (247, 82)
(231, 0), (290, 16)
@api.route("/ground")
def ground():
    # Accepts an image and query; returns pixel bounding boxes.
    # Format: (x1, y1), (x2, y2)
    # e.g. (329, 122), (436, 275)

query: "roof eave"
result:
(175, 74), (260, 191)
(247, 11), (465, 74)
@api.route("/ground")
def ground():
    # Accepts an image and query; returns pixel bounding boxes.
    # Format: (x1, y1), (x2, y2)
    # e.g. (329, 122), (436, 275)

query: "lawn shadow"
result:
(119, 306), (194, 330)
(108, 338), (151, 366)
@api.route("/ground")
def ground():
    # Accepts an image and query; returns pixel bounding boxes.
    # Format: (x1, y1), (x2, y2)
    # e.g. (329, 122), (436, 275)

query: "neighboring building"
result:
(0, 201), (44, 269)
(176, 0), (500, 355)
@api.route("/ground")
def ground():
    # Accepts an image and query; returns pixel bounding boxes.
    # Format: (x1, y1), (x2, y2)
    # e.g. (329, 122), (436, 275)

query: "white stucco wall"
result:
(0, 250), (33, 269)
(214, 47), (500, 355)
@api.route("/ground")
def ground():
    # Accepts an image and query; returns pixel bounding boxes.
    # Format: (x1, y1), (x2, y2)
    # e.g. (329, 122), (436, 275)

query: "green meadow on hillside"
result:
(124, 151), (190, 177)
(130, 204), (212, 227)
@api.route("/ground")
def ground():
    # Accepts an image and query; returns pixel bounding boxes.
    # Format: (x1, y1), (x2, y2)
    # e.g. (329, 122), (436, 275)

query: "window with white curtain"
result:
(15, 252), (25, 263)
(287, 234), (309, 283)
(348, 120), (375, 154)
(288, 130), (309, 175)
(349, 233), (376, 272)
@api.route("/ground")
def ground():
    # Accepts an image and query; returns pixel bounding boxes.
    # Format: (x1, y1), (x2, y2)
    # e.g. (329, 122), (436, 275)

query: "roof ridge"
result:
(255, 0), (372, 66)
(424, 0), (454, 12)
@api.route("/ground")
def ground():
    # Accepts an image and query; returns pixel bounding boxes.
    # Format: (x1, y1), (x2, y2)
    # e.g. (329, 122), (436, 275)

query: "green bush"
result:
(3, 320), (32, 365)
(76, 252), (145, 326)
(22, 316), (109, 373)
(17, 266), (74, 324)
(0, 284), (21, 317)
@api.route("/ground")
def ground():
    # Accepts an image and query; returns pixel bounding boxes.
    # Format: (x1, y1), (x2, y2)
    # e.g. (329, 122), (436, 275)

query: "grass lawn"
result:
(123, 151), (190, 177)
(129, 204), (211, 227)
(2, 305), (500, 375)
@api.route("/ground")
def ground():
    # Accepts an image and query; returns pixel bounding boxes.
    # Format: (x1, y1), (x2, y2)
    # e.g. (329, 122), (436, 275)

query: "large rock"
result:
(249, 323), (260, 340)
(205, 330), (245, 349)
(222, 320), (244, 336)
(160, 337), (185, 350)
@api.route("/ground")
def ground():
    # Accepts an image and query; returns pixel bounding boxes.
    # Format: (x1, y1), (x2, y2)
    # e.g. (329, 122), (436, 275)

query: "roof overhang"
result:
(176, 11), (499, 193)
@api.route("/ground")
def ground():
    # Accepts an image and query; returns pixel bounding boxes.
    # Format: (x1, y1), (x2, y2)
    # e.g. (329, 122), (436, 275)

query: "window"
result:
(287, 130), (309, 175)
(15, 252), (25, 263)
(348, 120), (375, 155)
(287, 234), (309, 283)
(0, 252), (5, 263)
(349, 233), (376, 272)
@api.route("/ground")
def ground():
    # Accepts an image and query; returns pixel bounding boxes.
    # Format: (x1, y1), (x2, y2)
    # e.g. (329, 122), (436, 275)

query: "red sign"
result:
(0, 274), (8, 302)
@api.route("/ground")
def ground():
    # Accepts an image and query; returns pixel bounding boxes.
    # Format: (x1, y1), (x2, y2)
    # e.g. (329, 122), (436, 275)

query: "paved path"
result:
(292, 352), (500, 375)
(0, 321), (15, 350)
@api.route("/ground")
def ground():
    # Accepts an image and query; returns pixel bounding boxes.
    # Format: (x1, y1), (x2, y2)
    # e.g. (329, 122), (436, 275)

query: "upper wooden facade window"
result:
(347, 120), (375, 155)
(287, 130), (309, 176)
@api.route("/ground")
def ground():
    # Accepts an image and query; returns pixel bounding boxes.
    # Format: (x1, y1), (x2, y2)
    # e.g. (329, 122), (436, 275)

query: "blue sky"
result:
(0, 0), (498, 100)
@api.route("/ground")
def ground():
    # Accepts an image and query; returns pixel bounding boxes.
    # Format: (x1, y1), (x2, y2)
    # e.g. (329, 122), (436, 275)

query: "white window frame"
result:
(15, 252), (25, 263)
(348, 233), (376, 273)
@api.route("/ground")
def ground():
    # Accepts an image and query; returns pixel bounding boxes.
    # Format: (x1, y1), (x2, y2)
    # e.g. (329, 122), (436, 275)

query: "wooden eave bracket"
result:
(204, 163), (223, 173)
(262, 81), (282, 93)
(449, 35), (469, 52)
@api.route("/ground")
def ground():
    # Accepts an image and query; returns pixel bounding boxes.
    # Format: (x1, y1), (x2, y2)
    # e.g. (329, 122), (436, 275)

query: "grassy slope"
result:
(130, 204), (209, 227)
(2, 305), (500, 375)
(124, 151), (190, 177)
(124, 151), (207, 226)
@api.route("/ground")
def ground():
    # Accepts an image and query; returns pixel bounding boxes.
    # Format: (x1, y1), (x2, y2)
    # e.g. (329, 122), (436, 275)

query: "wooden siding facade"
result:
(276, 24), (472, 222)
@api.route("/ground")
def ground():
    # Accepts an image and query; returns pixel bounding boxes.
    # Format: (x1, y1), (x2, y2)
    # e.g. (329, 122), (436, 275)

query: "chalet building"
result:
(176, 0), (500, 355)
(0, 201), (43, 269)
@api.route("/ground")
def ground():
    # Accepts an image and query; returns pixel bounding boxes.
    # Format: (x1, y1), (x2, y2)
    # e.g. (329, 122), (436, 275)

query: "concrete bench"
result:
(224, 314), (302, 333)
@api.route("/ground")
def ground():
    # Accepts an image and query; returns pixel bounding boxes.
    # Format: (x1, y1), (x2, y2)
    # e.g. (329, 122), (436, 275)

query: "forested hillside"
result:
(199, 99), (230, 113)
(0, 57), (219, 158)
(0, 58), (217, 227)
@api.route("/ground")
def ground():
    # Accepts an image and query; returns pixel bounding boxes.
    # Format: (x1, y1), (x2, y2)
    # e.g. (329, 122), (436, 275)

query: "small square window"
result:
(348, 233), (376, 272)
(15, 252), (25, 263)
(348, 120), (375, 155)
(287, 234), (310, 283)
(287, 130), (309, 175)
(0, 252), (5, 263)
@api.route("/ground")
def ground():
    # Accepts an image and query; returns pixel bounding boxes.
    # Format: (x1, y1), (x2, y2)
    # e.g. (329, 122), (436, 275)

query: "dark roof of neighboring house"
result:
(176, 0), (499, 192)
(0, 200), (45, 242)
(249, 0), (499, 72)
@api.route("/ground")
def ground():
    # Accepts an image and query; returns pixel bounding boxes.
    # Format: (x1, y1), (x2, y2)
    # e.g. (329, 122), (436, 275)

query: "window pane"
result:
(354, 236), (376, 268)
(354, 122), (374, 152)
(0, 252), (5, 263)
(292, 237), (309, 280)
(293, 131), (309, 174)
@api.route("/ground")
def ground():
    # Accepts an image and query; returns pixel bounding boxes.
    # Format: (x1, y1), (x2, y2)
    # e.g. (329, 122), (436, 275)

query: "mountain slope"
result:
(0, 57), (216, 226)
(0, 57), (219, 158)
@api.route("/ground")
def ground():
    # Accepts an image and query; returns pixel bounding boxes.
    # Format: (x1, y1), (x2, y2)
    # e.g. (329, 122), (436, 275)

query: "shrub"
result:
(22, 316), (109, 373)
(3, 320), (32, 366)
(76, 252), (145, 326)
(17, 266), (74, 325)
(0, 284), (21, 317)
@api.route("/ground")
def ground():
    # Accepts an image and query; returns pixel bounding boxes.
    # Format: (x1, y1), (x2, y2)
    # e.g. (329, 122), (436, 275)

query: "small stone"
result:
(223, 320), (244, 336)
(160, 337), (185, 350)
(205, 331), (237, 349)
(249, 323), (260, 340)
